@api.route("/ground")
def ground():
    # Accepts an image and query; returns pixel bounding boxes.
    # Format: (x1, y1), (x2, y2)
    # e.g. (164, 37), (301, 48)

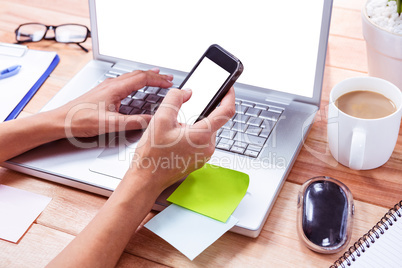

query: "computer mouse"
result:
(297, 176), (354, 254)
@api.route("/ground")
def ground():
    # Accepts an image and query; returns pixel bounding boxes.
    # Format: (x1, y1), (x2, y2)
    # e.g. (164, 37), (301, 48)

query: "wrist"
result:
(123, 166), (166, 199)
(38, 109), (68, 140)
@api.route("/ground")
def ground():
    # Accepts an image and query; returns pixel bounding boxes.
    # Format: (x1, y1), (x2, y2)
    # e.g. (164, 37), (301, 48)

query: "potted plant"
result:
(362, 0), (402, 90)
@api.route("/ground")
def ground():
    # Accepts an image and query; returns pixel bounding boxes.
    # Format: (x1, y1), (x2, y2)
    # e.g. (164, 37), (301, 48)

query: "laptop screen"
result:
(94, 0), (326, 99)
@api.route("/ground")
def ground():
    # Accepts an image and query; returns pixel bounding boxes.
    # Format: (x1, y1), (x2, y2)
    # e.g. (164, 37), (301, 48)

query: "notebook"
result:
(0, 43), (59, 121)
(2, 0), (333, 238)
(330, 200), (402, 268)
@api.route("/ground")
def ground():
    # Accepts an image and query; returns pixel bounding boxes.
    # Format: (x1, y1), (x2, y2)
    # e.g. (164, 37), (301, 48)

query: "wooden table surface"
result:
(1, 0), (401, 267)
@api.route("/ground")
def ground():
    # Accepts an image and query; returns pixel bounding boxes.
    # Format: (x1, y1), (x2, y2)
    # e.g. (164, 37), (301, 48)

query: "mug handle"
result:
(349, 128), (366, 170)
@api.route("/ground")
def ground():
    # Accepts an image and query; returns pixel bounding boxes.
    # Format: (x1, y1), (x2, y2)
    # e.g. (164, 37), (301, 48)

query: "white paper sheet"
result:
(0, 184), (52, 243)
(145, 204), (238, 260)
(0, 43), (56, 121)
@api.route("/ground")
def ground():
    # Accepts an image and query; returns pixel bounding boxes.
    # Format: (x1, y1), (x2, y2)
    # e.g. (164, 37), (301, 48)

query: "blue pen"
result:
(0, 65), (22, 80)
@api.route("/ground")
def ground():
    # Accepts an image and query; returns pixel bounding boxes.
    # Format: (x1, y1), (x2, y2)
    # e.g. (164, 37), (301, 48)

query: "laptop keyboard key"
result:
(268, 107), (284, 114)
(234, 133), (266, 146)
(145, 94), (160, 103)
(233, 114), (250, 124)
(121, 97), (132, 106)
(222, 120), (234, 130)
(219, 138), (234, 145)
(261, 119), (275, 130)
(119, 105), (132, 115)
(146, 86), (160, 94)
(132, 91), (147, 100)
(244, 149), (259, 158)
(260, 128), (273, 138)
(246, 126), (262, 136)
(142, 102), (159, 112)
(235, 105), (248, 115)
(130, 99), (145, 108)
(129, 108), (142, 115)
(220, 129), (236, 140)
(216, 142), (232, 151)
(157, 88), (170, 97)
(232, 122), (247, 132)
(234, 141), (248, 148)
(260, 110), (281, 121)
(247, 144), (263, 152)
(230, 146), (245, 154)
(247, 117), (263, 127)
(241, 101), (254, 107)
(245, 107), (261, 117)
(255, 104), (269, 110)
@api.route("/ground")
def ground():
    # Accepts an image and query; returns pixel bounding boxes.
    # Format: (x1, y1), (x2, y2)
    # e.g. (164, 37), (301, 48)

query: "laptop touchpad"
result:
(89, 130), (143, 179)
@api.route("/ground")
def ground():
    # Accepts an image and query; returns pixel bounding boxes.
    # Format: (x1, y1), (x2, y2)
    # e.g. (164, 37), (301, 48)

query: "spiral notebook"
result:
(331, 200), (402, 268)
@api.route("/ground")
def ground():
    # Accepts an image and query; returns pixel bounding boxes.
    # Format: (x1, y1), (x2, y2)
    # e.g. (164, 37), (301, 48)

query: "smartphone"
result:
(177, 44), (243, 125)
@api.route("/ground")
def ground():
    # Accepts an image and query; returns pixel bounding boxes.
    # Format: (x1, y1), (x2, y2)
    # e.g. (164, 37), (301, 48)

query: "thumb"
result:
(155, 88), (192, 120)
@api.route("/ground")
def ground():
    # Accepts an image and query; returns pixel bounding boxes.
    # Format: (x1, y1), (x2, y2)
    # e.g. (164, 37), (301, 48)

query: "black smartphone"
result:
(177, 44), (243, 125)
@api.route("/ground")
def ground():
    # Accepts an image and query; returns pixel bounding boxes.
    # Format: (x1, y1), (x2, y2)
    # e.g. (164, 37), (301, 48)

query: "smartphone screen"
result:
(177, 57), (231, 125)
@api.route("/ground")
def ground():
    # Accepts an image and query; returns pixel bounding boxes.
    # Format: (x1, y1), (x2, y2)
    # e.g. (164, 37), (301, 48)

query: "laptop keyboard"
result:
(216, 100), (282, 158)
(119, 86), (168, 115)
(100, 68), (283, 158)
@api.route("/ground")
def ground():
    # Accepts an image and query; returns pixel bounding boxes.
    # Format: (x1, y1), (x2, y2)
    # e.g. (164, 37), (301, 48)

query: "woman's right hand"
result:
(127, 86), (236, 194)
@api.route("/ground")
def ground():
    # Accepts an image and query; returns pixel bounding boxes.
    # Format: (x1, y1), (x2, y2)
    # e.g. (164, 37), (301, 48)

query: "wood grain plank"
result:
(0, 223), (168, 268)
(0, 0), (89, 31)
(326, 35), (368, 73)
(334, 0), (367, 11)
(330, 7), (364, 40)
(2, 0), (90, 18)
(0, 224), (74, 268)
(116, 252), (170, 268)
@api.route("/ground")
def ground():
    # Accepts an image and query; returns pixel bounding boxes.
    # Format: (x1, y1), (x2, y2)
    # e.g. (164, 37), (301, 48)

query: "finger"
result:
(106, 112), (152, 132)
(111, 70), (174, 99)
(194, 86), (236, 133)
(119, 69), (173, 85)
(150, 67), (160, 73)
(155, 88), (192, 122)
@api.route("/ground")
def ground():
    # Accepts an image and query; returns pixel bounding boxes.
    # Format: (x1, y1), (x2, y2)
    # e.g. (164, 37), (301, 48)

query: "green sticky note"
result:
(167, 164), (249, 222)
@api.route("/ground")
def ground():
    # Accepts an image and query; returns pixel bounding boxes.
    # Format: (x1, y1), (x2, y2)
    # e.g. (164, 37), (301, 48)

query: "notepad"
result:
(167, 163), (249, 222)
(0, 43), (59, 121)
(331, 200), (402, 267)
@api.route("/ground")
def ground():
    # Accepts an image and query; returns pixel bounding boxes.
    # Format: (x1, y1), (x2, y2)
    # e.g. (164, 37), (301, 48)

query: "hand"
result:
(53, 69), (174, 138)
(128, 86), (236, 193)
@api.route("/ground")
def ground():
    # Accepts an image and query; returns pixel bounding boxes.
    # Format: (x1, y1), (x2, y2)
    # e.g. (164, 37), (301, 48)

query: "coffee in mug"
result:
(335, 90), (396, 119)
(327, 77), (402, 170)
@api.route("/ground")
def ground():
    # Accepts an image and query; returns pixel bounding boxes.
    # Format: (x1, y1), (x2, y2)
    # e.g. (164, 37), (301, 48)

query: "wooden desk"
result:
(1, 0), (401, 267)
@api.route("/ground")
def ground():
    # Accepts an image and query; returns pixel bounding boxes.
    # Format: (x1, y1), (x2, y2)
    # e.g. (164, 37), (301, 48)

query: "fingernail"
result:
(166, 74), (174, 80)
(151, 67), (160, 72)
(182, 88), (192, 91)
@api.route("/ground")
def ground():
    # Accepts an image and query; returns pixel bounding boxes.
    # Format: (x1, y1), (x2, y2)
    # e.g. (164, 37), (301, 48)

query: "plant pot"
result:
(362, 4), (402, 91)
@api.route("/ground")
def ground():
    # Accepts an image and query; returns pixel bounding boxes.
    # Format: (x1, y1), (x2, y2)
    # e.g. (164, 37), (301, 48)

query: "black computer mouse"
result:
(297, 176), (354, 254)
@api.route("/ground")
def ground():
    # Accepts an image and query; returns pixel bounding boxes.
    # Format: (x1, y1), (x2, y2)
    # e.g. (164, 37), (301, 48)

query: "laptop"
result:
(2, 0), (333, 238)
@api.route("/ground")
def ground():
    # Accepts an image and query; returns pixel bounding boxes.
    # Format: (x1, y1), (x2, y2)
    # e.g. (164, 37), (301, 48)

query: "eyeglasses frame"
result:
(15, 22), (92, 52)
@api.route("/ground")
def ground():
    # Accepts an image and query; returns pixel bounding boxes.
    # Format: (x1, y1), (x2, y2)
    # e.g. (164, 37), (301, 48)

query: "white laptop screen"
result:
(95, 0), (325, 98)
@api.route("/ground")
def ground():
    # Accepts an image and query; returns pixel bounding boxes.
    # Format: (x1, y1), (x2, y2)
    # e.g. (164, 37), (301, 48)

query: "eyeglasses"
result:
(15, 23), (91, 52)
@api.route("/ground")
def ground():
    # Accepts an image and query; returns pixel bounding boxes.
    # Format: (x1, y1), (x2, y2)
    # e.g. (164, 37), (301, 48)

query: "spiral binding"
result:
(330, 200), (402, 268)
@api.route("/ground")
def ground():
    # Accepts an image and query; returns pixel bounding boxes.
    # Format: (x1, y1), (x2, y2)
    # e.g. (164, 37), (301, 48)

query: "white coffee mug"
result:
(328, 77), (402, 170)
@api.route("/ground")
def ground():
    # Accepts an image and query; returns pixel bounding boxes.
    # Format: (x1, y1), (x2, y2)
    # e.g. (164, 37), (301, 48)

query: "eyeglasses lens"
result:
(55, 25), (87, 43)
(16, 24), (47, 42)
